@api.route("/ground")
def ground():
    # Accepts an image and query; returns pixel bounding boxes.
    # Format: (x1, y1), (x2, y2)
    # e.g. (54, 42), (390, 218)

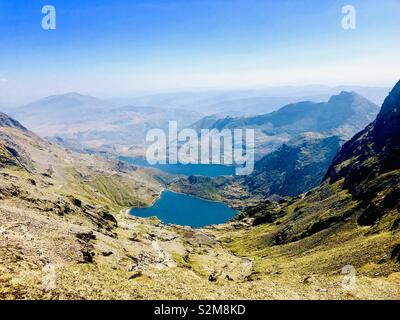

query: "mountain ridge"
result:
(0, 82), (399, 299)
(191, 91), (380, 158)
(324, 81), (400, 187)
(225, 81), (400, 281)
(204, 91), (379, 133)
(0, 112), (27, 131)
(244, 133), (342, 197)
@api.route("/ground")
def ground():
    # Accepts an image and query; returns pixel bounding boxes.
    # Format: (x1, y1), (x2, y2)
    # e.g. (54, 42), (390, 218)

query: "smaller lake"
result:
(129, 191), (237, 228)
(119, 157), (236, 177)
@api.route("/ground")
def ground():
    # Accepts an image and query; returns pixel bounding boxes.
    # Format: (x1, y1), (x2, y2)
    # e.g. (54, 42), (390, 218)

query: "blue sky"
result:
(0, 0), (399, 104)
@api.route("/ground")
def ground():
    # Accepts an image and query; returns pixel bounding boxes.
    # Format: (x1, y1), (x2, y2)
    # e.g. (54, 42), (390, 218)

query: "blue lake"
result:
(129, 191), (237, 228)
(119, 157), (236, 177)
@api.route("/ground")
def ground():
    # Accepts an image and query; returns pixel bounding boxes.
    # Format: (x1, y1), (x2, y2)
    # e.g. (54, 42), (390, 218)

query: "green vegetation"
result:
(1, 83), (400, 300)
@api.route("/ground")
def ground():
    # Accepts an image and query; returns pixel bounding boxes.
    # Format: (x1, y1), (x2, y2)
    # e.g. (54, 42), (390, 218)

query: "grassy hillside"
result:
(1, 80), (400, 301)
(222, 81), (400, 282)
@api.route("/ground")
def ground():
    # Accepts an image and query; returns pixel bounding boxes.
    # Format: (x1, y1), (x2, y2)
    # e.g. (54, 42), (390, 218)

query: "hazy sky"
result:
(0, 0), (399, 104)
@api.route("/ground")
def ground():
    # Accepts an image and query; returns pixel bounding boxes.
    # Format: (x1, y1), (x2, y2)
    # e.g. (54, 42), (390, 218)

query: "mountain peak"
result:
(43, 92), (97, 102)
(327, 91), (361, 104)
(58, 92), (83, 97)
(324, 79), (400, 188)
(0, 112), (27, 131)
(19, 92), (114, 112)
(377, 80), (400, 117)
(372, 80), (400, 148)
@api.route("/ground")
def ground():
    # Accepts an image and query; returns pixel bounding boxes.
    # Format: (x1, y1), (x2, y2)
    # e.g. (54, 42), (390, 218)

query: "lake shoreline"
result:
(119, 156), (236, 177)
(133, 188), (236, 211)
(127, 187), (164, 215)
(129, 190), (237, 228)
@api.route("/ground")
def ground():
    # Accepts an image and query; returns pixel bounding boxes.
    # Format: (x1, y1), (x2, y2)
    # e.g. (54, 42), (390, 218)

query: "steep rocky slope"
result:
(0, 112), (27, 131)
(222, 81), (400, 286)
(323, 80), (400, 228)
(243, 133), (341, 197)
(0, 113), (162, 211)
(0, 112), (256, 299)
(1, 86), (399, 300)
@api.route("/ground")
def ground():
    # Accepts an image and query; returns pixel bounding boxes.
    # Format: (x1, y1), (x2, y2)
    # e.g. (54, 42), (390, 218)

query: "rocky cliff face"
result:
(0, 112), (27, 131)
(244, 133), (341, 197)
(231, 81), (400, 281)
(246, 80), (400, 233)
(0, 113), (32, 170)
(323, 81), (400, 226)
(324, 81), (400, 187)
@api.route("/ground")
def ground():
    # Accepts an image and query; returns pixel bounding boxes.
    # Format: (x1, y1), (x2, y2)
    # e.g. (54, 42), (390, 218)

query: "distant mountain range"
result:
(2, 89), (382, 162)
(6, 93), (203, 154)
(0, 81), (399, 299)
(7, 93), (116, 136)
(194, 91), (380, 157)
(197, 91), (379, 134)
(179, 91), (381, 200)
(116, 85), (390, 116)
(172, 91), (382, 200)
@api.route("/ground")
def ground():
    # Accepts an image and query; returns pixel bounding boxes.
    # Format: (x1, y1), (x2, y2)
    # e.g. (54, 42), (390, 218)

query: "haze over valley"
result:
(1, 0), (400, 301)
(1, 80), (400, 299)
